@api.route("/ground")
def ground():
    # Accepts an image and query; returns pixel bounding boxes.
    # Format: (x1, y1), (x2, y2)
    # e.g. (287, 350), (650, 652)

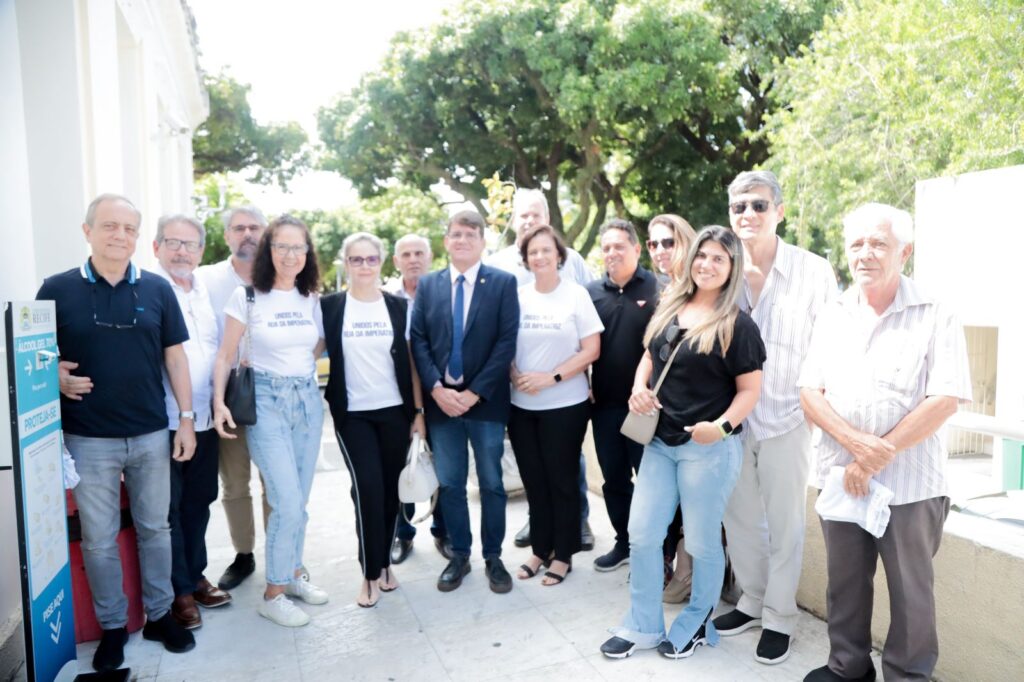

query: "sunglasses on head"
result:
(646, 237), (675, 251)
(729, 199), (772, 214)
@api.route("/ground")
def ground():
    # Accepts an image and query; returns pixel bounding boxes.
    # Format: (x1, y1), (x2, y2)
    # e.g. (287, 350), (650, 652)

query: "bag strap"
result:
(239, 285), (255, 367)
(650, 338), (685, 397)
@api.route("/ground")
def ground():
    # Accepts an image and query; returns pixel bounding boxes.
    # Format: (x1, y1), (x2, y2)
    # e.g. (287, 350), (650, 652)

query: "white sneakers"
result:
(259, 594), (310, 628)
(285, 576), (329, 605)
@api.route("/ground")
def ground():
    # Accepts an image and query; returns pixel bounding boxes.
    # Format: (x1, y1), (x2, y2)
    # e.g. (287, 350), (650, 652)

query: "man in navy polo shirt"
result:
(37, 193), (198, 672)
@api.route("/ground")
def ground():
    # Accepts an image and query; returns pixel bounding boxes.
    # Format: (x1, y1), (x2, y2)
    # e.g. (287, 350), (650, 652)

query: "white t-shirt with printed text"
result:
(341, 296), (403, 410)
(512, 279), (604, 411)
(224, 286), (323, 378)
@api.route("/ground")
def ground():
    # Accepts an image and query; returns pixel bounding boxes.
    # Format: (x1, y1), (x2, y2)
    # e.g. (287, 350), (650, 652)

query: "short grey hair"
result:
(727, 170), (783, 205)
(85, 193), (141, 227)
(221, 205), (267, 230)
(394, 233), (431, 256)
(156, 214), (206, 247)
(340, 232), (387, 278)
(513, 188), (550, 219)
(842, 203), (914, 245)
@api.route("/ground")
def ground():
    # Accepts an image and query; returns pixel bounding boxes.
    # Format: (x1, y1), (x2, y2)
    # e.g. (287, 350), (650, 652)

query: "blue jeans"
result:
(611, 436), (742, 649)
(246, 372), (323, 585)
(429, 417), (507, 558)
(65, 429), (174, 628)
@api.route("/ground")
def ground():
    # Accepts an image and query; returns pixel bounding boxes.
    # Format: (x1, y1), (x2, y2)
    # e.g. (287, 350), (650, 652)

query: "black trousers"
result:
(169, 429), (220, 596)
(336, 406), (410, 580)
(591, 406), (645, 552)
(508, 401), (590, 563)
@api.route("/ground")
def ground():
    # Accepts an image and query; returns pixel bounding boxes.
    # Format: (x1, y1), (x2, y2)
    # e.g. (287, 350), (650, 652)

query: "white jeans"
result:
(722, 424), (811, 635)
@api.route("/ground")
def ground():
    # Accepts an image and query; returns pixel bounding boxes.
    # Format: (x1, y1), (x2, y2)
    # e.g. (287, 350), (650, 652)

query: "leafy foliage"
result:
(193, 72), (310, 189)
(765, 0), (1024, 274)
(317, 0), (833, 257)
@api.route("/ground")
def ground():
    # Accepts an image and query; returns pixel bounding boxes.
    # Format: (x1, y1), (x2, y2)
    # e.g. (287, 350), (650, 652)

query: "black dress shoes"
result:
(391, 537), (414, 564)
(804, 665), (877, 681)
(142, 612), (196, 653)
(437, 556), (471, 592)
(485, 557), (512, 594)
(93, 627), (128, 672)
(433, 536), (454, 560)
(217, 552), (256, 591)
(513, 520), (531, 548)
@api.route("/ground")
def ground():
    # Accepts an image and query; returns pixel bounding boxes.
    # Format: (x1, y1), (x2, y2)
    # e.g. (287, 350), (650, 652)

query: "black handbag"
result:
(224, 286), (257, 426)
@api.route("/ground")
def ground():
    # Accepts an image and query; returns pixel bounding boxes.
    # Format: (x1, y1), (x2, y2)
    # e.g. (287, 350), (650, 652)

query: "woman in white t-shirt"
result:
(509, 225), (604, 586)
(213, 215), (327, 628)
(321, 232), (426, 608)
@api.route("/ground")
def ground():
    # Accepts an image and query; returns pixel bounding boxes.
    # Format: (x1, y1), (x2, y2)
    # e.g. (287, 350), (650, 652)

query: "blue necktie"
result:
(450, 274), (466, 381)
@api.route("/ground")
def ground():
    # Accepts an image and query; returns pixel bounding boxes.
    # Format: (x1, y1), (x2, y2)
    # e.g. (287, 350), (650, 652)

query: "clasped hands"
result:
(843, 431), (897, 498)
(431, 386), (480, 418)
(510, 365), (555, 396)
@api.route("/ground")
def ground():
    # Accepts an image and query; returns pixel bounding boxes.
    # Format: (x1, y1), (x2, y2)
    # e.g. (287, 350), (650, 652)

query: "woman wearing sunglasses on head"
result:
(213, 216), (328, 628)
(643, 214), (698, 601)
(601, 225), (765, 661)
(321, 233), (427, 608)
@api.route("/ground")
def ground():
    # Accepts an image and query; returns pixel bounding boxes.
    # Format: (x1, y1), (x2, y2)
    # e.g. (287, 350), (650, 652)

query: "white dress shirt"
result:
(195, 257), (246, 341)
(444, 261), (480, 384)
(739, 237), (838, 440)
(154, 264), (219, 431)
(798, 276), (973, 505)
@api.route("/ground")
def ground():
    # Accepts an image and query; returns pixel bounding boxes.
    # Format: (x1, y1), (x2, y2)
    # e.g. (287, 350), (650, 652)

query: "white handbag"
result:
(397, 433), (439, 523)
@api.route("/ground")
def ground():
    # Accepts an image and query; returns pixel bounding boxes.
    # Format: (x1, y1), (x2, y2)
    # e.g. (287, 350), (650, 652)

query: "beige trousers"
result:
(218, 426), (269, 555)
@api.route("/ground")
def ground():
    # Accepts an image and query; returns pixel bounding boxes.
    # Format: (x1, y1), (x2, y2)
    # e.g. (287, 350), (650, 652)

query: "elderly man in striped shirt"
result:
(798, 203), (971, 682)
(715, 170), (838, 664)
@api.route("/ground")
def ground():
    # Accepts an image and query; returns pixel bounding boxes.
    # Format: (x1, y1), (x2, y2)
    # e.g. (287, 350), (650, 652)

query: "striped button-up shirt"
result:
(739, 237), (838, 440)
(797, 276), (972, 505)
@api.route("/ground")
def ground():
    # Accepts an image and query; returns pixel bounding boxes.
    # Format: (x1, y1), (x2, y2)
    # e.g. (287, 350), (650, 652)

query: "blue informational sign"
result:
(4, 301), (77, 682)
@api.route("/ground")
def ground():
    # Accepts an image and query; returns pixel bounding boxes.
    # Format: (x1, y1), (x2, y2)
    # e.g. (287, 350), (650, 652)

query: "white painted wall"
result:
(915, 165), (1024, 478)
(1, 0), (208, 666)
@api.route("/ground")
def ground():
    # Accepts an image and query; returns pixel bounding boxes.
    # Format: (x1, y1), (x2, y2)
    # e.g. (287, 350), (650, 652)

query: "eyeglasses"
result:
(271, 242), (309, 256)
(91, 283), (140, 329)
(658, 324), (683, 361)
(729, 199), (772, 215)
(230, 224), (263, 234)
(646, 237), (675, 251)
(347, 255), (381, 267)
(161, 238), (202, 253)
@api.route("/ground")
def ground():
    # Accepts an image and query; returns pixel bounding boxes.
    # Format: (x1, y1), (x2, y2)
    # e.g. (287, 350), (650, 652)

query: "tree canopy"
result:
(193, 72), (310, 189)
(765, 0), (1024, 271)
(317, 0), (834, 255)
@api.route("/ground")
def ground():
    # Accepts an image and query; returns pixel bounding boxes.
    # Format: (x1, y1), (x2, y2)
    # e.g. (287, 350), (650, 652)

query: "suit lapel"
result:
(463, 264), (488, 336)
(438, 268), (453, 343)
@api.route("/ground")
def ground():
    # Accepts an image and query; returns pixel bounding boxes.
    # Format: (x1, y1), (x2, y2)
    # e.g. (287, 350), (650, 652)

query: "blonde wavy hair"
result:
(647, 214), (697, 283)
(643, 225), (745, 355)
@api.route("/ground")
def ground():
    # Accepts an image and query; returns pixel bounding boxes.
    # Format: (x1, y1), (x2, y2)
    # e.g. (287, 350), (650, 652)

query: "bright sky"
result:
(188, 0), (458, 214)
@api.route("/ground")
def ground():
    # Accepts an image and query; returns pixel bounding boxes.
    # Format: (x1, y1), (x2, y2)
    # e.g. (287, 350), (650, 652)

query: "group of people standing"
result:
(43, 166), (969, 682)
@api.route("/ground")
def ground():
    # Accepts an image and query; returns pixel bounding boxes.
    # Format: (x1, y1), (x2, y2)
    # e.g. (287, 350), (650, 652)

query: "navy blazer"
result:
(321, 291), (416, 428)
(410, 262), (519, 423)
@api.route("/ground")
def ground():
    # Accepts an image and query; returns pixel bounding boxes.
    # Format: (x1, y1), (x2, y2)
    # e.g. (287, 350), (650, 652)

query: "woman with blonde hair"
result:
(321, 232), (426, 608)
(646, 214), (698, 285)
(601, 225), (765, 661)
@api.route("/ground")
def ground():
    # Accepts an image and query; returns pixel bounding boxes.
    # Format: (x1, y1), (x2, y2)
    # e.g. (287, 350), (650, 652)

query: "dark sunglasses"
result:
(92, 284), (140, 329)
(729, 199), (772, 214)
(646, 237), (675, 251)
(658, 323), (683, 361)
(347, 255), (381, 267)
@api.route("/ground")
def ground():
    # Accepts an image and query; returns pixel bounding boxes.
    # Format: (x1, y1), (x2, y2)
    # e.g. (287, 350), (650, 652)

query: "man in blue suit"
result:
(411, 210), (520, 593)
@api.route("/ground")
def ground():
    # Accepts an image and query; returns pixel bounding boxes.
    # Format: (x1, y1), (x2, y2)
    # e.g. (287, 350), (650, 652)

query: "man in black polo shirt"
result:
(586, 219), (659, 572)
(37, 194), (197, 672)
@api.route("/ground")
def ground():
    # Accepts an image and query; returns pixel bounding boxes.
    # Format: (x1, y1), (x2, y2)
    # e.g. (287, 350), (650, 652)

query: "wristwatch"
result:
(414, 407), (425, 415)
(553, 373), (563, 383)
(179, 411), (196, 421)
(714, 418), (734, 438)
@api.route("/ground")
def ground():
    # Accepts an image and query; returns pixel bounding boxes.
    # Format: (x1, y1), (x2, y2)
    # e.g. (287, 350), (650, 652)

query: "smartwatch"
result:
(715, 419), (734, 438)
(553, 373), (563, 383)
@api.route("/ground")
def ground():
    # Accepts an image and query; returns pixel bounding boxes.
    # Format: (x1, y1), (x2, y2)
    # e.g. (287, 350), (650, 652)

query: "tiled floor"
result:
(73, 419), (868, 681)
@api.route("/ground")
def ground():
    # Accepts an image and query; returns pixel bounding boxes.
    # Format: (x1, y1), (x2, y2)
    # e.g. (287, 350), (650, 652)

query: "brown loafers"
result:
(193, 577), (232, 608)
(171, 594), (202, 630)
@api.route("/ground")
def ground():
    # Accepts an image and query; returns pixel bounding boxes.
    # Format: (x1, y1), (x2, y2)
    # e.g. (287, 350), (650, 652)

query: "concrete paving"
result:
(72, 415), (875, 681)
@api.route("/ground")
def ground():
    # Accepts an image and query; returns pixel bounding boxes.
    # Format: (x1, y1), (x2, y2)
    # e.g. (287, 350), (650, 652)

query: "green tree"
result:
(765, 0), (1024, 275)
(193, 72), (310, 189)
(317, 0), (833, 256)
(296, 185), (448, 291)
(193, 174), (252, 266)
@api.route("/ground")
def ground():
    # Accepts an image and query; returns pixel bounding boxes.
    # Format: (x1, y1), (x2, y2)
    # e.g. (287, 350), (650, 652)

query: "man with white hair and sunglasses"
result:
(798, 203), (970, 682)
